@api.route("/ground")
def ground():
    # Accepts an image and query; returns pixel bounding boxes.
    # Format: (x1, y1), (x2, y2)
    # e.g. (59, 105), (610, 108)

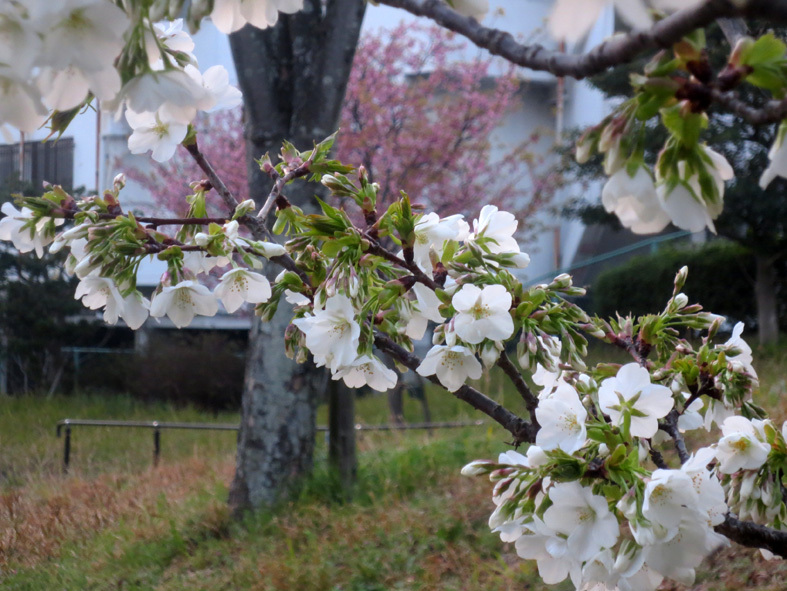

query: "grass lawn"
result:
(0, 339), (786, 590)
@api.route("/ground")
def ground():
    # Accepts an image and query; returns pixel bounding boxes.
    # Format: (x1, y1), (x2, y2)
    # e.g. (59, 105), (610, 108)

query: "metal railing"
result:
(55, 418), (484, 473)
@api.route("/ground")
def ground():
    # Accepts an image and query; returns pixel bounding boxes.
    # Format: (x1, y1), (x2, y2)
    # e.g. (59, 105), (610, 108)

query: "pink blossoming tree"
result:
(128, 25), (555, 233)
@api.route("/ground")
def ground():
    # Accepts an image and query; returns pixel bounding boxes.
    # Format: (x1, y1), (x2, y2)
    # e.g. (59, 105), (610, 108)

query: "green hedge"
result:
(592, 241), (757, 324)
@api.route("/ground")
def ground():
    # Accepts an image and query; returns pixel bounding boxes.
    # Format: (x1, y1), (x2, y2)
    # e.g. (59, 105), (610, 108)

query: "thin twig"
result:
(185, 141), (240, 214)
(374, 332), (536, 445)
(363, 236), (441, 291)
(496, 350), (539, 421)
(257, 151), (316, 223)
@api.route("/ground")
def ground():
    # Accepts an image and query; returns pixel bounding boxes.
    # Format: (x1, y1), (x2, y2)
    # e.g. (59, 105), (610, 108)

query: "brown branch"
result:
(138, 216), (228, 227)
(374, 0), (763, 80)
(658, 409), (690, 464)
(709, 89), (787, 124)
(363, 236), (441, 291)
(374, 332), (536, 445)
(257, 151), (316, 223)
(496, 350), (539, 421)
(716, 515), (787, 558)
(648, 445), (669, 470)
(185, 140), (241, 214)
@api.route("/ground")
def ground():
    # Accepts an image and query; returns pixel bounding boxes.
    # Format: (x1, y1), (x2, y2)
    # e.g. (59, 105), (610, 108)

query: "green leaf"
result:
(740, 34), (787, 67)
(660, 104), (707, 148)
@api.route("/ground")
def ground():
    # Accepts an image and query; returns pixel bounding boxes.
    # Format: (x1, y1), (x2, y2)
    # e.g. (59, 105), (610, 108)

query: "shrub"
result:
(592, 241), (760, 326)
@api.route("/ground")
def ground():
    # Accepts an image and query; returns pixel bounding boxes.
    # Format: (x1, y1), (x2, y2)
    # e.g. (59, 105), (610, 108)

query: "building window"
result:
(0, 138), (75, 191)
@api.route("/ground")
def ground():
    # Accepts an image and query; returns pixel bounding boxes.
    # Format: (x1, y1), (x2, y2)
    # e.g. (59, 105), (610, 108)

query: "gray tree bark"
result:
(227, 0), (366, 513)
(755, 254), (780, 346)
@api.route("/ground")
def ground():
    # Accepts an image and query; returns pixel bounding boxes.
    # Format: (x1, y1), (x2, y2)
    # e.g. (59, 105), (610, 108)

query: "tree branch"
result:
(709, 89), (787, 124)
(374, 332), (536, 445)
(256, 151), (316, 223)
(658, 409), (690, 464)
(363, 236), (441, 291)
(185, 140), (241, 214)
(374, 0), (753, 80)
(496, 350), (539, 421)
(716, 514), (787, 558)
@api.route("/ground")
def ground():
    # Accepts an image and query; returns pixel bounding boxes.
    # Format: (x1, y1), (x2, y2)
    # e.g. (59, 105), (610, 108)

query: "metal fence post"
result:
(153, 422), (161, 467)
(63, 425), (71, 474)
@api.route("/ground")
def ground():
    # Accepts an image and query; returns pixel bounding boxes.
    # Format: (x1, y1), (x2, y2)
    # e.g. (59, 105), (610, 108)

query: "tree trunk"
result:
(755, 254), (780, 346)
(227, 0), (366, 513)
(328, 380), (357, 497)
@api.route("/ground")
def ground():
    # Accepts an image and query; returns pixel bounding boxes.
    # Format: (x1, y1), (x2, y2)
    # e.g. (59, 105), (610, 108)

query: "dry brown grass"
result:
(0, 456), (234, 571)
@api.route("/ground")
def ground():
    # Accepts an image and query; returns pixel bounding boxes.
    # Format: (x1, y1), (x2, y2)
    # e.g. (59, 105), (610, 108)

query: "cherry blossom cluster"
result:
(0, 174), (283, 329)
(0, 0), (298, 145)
(463, 308), (784, 589)
(576, 29), (787, 235)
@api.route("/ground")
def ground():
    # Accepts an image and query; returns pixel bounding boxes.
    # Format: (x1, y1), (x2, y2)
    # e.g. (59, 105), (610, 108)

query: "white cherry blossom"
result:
(184, 64), (243, 112)
(211, 0), (305, 34)
(724, 321), (757, 378)
(117, 69), (209, 119)
(332, 355), (397, 392)
(404, 282), (444, 340)
(292, 294), (361, 371)
(543, 481), (620, 562)
(466, 205), (519, 254)
(656, 147), (733, 234)
(38, 64), (120, 110)
(549, 0), (651, 43)
(0, 7), (41, 77)
(150, 280), (219, 328)
(416, 344), (482, 392)
(641, 520), (728, 585)
(515, 518), (581, 585)
(598, 362), (674, 438)
(580, 546), (663, 591)
(146, 19), (197, 67)
(452, 284), (513, 344)
(535, 381), (587, 454)
(126, 105), (189, 162)
(759, 120), (787, 189)
(601, 166), (670, 234)
(214, 268), (272, 313)
(75, 275), (150, 329)
(412, 212), (466, 271)
(0, 67), (47, 132)
(37, 0), (129, 74)
(716, 415), (771, 474)
(0, 202), (62, 256)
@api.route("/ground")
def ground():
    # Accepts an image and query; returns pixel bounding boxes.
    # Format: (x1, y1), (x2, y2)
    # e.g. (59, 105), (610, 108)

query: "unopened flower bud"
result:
(461, 459), (493, 476)
(113, 173), (126, 191)
(480, 341), (502, 369)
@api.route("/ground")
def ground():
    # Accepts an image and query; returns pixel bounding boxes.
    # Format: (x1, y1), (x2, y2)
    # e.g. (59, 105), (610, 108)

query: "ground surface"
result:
(1, 340), (786, 590)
